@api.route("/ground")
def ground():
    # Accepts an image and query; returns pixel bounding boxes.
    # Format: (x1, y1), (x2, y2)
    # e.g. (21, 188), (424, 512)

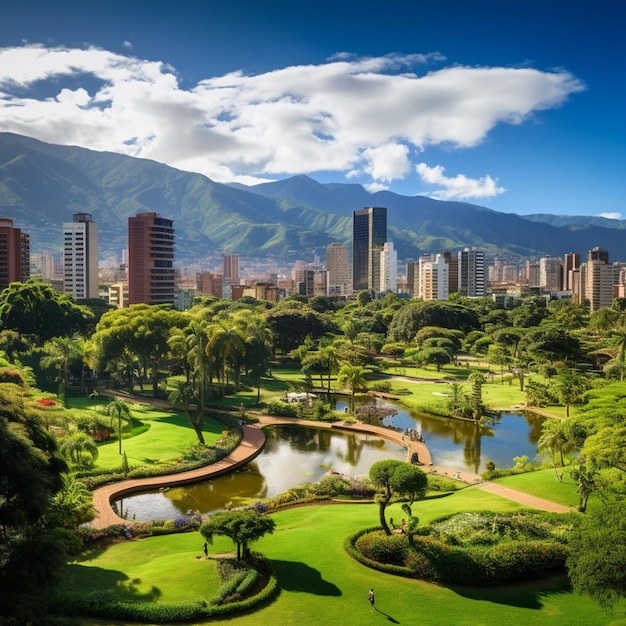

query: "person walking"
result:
(369, 588), (375, 612)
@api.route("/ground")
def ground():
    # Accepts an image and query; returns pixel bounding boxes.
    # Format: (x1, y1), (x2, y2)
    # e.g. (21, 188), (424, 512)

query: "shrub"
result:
(0, 368), (25, 385)
(263, 400), (298, 417)
(355, 530), (410, 566)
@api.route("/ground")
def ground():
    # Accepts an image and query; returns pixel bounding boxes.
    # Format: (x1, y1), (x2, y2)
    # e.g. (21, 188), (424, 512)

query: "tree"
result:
(537, 418), (573, 482)
(552, 367), (587, 418)
(337, 364), (368, 415)
(168, 380), (205, 445)
(0, 280), (92, 344)
(468, 371), (486, 420)
(101, 398), (133, 455)
(0, 383), (68, 622)
(413, 346), (453, 371)
(58, 431), (99, 468)
(39, 336), (83, 406)
(369, 460), (427, 535)
(567, 501), (626, 611)
(208, 323), (246, 398)
(200, 510), (276, 560)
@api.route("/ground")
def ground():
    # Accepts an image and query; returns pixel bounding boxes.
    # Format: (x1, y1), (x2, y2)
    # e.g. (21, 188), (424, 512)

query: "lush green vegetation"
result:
(60, 497), (618, 625)
(1, 285), (626, 622)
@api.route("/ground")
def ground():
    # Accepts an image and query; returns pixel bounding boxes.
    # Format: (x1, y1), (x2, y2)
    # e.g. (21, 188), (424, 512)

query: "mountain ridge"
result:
(1, 132), (625, 264)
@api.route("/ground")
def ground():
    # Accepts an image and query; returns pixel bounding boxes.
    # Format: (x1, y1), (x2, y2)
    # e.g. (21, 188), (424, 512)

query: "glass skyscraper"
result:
(352, 207), (387, 292)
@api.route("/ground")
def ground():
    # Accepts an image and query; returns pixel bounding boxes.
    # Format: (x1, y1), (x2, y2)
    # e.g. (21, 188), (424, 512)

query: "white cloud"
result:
(416, 163), (505, 200)
(598, 212), (622, 220)
(0, 44), (585, 189)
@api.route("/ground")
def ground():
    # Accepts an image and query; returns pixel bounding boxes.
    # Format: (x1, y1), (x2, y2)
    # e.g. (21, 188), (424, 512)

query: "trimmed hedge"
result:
(51, 558), (279, 622)
(347, 512), (572, 586)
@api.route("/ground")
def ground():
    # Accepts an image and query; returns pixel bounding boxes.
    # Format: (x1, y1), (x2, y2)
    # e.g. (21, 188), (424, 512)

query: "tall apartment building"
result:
(418, 254), (449, 301)
(223, 254), (239, 285)
(196, 271), (223, 298)
(326, 242), (351, 296)
(405, 259), (416, 298)
(379, 241), (397, 293)
(0, 218), (30, 290)
(539, 256), (562, 292)
(458, 247), (486, 297)
(63, 213), (99, 299)
(128, 212), (175, 305)
(584, 247), (614, 312)
(352, 207), (387, 293)
(443, 251), (459, 296)
(563, 252), (580, 291)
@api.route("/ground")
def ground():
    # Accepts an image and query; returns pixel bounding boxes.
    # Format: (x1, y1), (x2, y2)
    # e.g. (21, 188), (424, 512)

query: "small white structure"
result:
(285, 392), (317, 403)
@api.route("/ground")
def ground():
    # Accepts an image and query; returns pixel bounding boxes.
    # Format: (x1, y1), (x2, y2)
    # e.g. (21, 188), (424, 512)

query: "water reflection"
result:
(335, 397), (546, 475)
(113, 425), (406, 522)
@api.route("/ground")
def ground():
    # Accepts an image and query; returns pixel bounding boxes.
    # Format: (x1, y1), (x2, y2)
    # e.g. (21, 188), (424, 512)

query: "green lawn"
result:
(69, 490), (619, 626)
(66, 398), (227, 470)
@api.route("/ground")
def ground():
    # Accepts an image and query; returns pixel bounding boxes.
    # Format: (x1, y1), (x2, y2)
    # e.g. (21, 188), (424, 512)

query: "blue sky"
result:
(1, 0), (624, 218)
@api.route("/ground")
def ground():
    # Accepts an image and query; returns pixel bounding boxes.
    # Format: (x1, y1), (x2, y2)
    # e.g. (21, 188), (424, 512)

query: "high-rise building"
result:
(196, 271), (223, 298)
(584, 247), (614, 312)
(458, 248), (486, 297)
(0, 217), (30, 290)
(443, 251), (459, 296)
(405, 259), (416, 298)
(379, 241), (397, 293)
(223, 254), (239, 285)
(563, 252), (580, 291)
(539, 256), (562, 292)
(326, 242), (351, 296)
(63, 213), (99, 300)
(418, 254), (449, 301)
(352, 207), (387, 292)
(128, 212), (175, 305)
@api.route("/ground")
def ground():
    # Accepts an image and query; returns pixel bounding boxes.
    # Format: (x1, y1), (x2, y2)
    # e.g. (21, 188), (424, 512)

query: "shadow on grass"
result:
(62, 563), (163, 603)
(271, 560), (342, 596)
(374, 607), (400, 623)
(448, 573), (571, 609)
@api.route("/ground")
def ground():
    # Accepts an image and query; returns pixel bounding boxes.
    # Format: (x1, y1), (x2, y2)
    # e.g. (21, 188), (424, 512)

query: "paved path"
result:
(476, 481), (572, 513)
(90, 424), (266, 528)
(88, 393), (564, 528)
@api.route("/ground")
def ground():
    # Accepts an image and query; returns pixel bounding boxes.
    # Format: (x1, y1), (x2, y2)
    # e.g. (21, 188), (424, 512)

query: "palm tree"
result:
(101, 398), (132, 455)
(168, 380), (205, 445)
(553, 367), (586, 418)
(186, 320), (213, 411)
(208, 324), (246, 399)
(537, 418), (573, 482)
(337, 364), (368, 415)
(59, 431), (99, 468)
(39, 336), (82, 406)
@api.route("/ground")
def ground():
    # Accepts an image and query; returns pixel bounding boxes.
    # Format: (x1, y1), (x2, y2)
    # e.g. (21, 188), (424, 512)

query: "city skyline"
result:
(1, 0), (624, 219)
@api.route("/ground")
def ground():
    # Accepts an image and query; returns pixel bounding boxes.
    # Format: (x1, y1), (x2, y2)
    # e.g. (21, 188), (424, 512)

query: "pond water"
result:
(335, 397), (546, 475)
(113, 425), (407, 522)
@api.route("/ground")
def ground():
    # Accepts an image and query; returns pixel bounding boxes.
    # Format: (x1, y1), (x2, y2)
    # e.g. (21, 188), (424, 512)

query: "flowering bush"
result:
(37, 397), (57, 406)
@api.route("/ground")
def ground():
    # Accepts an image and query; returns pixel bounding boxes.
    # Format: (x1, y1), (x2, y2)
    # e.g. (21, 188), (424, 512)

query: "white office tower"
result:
(63, 213), (99, 299)
(458, 247), (486, 297)
(379, 241), (397, 293)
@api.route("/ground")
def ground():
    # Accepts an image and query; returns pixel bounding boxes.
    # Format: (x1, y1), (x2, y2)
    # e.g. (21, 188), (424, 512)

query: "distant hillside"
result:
(2, 132), (626, 263)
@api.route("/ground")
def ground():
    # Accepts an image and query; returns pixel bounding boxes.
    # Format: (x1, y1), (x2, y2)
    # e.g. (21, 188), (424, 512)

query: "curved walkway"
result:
(89, 394), (561, 528)
(90, 424), (265, 529)
(476, 482), (572, 513)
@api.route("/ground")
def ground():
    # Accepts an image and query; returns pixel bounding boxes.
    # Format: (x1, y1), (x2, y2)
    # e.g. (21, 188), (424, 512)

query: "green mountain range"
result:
(1, 132), (625, 263)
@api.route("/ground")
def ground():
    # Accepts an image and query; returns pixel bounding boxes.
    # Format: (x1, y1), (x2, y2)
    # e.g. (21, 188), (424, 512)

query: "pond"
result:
(113, 425), (407, 522)
(335, 397), (546, 475)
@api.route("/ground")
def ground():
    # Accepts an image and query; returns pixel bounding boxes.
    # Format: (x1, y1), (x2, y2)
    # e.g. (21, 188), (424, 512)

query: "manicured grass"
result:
(71, 491), (616, 626)
(66, 397), (227, 470)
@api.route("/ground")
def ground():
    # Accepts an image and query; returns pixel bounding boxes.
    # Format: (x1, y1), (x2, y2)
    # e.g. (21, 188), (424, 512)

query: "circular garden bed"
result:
(347, 510), (580, 585)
